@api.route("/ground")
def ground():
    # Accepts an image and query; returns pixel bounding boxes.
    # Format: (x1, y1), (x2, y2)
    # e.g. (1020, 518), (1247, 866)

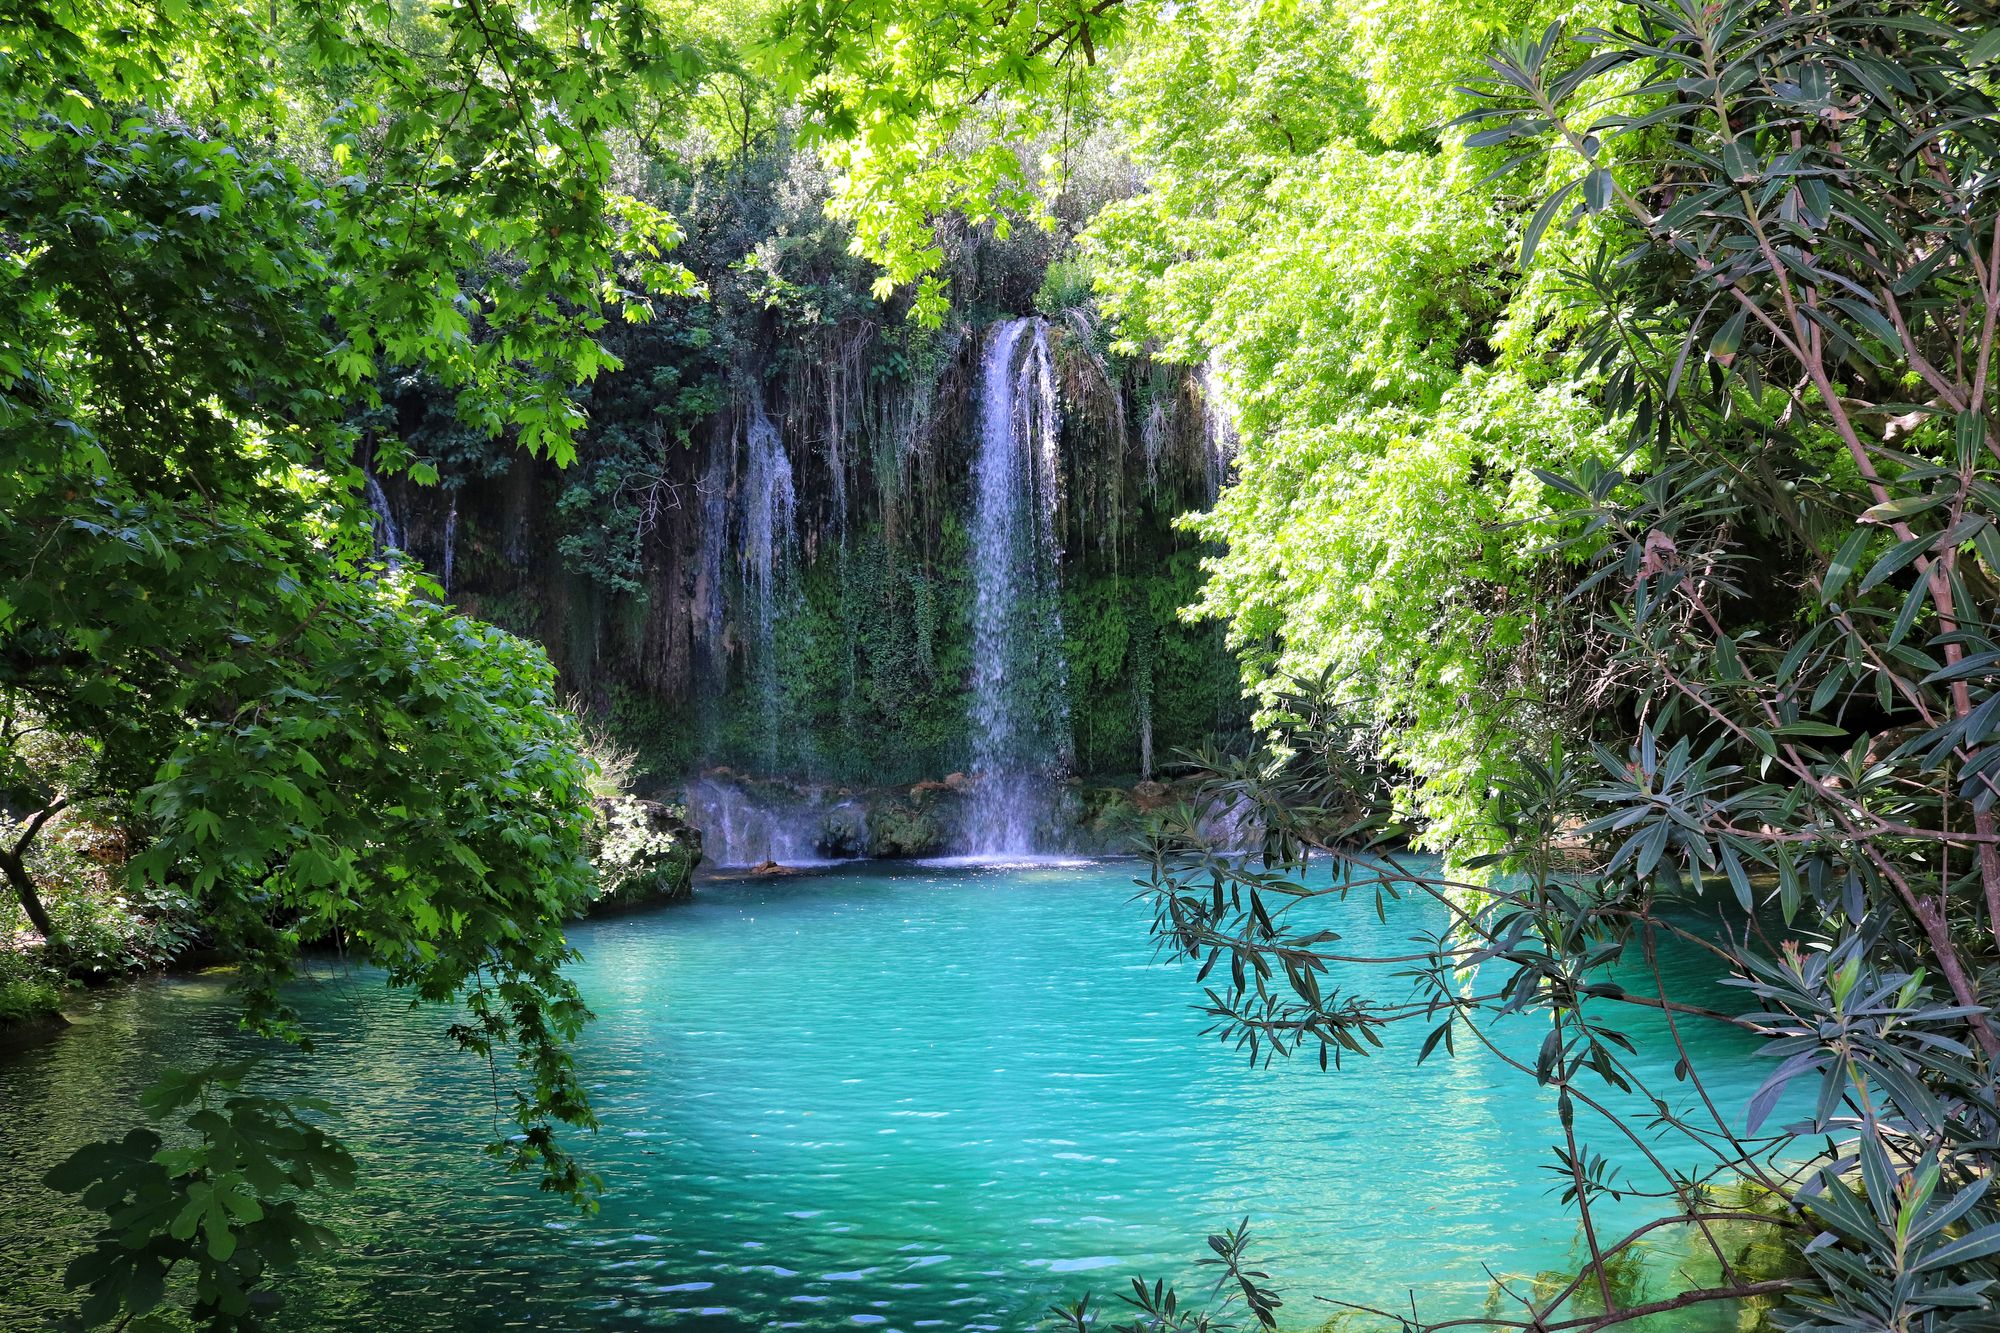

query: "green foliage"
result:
(37, 879), (201, 983)
(1041, 5), (2000, 1331)
(0, 972), (61, 1024)
(1072, 0), (1623, 861)
(553, 326), (730, 596)
(588, 797), (699, 906)
(1062, 549), (1240, 777)
(1447, 6), (2000, 1323)
(605, 688), (702, 790)
(3, 0), (700, 464)
(1034, 258), (1098, 316)
(45, 1062), (356, 1332)
(760, 0), (1133, 322)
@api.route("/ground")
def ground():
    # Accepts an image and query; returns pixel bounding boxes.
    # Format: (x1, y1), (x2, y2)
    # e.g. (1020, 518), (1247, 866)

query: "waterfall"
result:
(683, 778), (833, 868)
(740, 396), (798, 772)
(697, 443), (729, 653)
(362, 471), (401, 556)
(440, 494), (458, 593)
(1198, 351), (1239, 503)
(965, 317), (1072, 856)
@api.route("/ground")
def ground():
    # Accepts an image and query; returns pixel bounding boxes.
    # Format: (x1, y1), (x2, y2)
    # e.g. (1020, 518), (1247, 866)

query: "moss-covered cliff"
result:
(359, 144), (1245, 795)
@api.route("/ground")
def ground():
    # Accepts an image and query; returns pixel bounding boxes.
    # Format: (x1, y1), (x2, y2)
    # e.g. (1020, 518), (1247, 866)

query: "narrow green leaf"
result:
(1822, 527), (1871, 604)
(1957, 411), (1988, 466)
(1856, 535), (1931, 594)
(1520, 177), (1581, 268)
(1582, 167), (1615, 213)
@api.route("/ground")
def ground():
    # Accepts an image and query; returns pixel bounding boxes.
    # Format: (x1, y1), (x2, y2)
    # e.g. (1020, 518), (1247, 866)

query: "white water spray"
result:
(1198, 350), (1240, 504)
(966, 318), (1073, 855)
(741, 396), (798, 772)
(363, 472), (400, 556)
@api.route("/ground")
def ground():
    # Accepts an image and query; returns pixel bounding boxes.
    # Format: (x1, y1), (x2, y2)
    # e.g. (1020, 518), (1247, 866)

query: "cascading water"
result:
(362, 472), (401, 556)
(440, 495), (458, 593)
(682, 778), (837, 868)
(1198, 350), (1240, 503)
(740, 396), (799, 773)
(966, 317), (1073, 856)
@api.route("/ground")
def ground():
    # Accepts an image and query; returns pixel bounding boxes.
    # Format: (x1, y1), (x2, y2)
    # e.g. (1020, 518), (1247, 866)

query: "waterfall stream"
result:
(740, 395), (800, 773)
(676, 319), (1209, 864)
(363, 471), (401, 557)
(683, 777), (830, 867)
(1198, 350), (1239, 503)
(966, 317), (1072, 855)
(440, 495), (458, 593)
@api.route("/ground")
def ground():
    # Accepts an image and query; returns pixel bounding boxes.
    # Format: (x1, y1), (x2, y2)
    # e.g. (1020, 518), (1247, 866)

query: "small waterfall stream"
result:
(1198, 351), (1239, 503)
(440, 495), (458, 593)
(363, 471), (401, 557)
(740, 396), (799, 772)
(966, 317), (1072, 855)
(684, 777), (831, 867)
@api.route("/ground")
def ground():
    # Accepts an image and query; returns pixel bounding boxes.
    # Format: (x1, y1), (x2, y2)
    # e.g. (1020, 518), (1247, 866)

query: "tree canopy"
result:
(1, 2), (712, 1315)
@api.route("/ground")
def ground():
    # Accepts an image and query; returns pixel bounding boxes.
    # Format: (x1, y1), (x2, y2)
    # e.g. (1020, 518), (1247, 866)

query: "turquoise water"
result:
(0, 861), (1772, 1331)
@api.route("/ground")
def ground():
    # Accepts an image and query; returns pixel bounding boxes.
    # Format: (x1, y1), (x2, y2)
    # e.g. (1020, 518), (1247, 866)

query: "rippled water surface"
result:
(1, 861), (1770, 1330)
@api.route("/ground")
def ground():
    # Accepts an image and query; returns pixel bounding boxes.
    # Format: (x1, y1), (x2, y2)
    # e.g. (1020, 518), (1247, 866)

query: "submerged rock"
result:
(0, 1008), (70, 1054)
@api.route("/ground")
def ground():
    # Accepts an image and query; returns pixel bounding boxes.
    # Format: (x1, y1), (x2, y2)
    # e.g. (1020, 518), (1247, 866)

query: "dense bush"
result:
(0, 967), (60, 1025)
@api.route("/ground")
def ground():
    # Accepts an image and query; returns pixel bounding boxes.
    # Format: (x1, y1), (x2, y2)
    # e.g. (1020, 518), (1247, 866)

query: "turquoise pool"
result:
(0, 860), (1775, 1330)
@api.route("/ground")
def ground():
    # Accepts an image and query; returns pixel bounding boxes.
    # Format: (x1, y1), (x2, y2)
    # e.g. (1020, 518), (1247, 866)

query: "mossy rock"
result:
(867, 802), (945, 857)
(0, 1005), (69, 1054)
(1079, 785), (1140, 834)
(817, 805), (869, 857)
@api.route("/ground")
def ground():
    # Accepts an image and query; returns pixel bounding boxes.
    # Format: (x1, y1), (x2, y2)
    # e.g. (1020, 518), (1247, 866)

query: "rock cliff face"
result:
(357, 151), (1248, 863)
(376, 311), (1242, 791)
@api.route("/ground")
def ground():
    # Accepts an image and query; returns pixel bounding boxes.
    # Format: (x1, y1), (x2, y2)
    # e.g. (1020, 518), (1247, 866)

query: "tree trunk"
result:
(0, 850), (55, 940)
